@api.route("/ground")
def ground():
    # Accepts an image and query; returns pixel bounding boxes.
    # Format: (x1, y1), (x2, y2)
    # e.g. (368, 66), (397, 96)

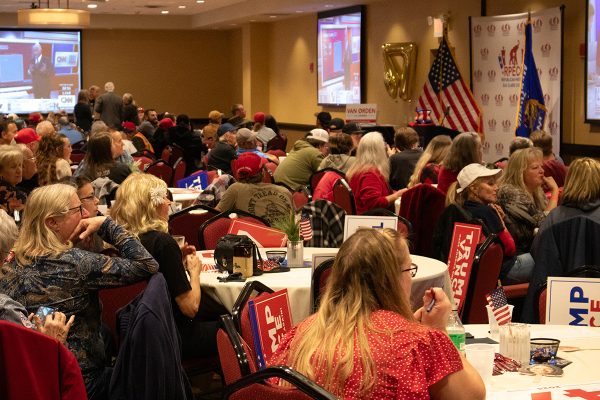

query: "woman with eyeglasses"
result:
(269, 228), (485, 400)
(0, 183), (158, 400)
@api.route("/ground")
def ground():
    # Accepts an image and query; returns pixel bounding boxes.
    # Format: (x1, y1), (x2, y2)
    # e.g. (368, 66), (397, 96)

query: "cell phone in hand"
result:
(35, 306), (55, 323)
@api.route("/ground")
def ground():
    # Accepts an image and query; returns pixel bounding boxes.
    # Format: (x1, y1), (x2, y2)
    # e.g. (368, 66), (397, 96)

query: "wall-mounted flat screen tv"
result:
(0, 29), (81, 114)
(317, 5), (364, 106)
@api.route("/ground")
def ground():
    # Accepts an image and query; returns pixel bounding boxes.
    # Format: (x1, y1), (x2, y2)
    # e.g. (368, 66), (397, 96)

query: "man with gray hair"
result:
(94, 81), (123, 129)
(27, 42), (54, 98)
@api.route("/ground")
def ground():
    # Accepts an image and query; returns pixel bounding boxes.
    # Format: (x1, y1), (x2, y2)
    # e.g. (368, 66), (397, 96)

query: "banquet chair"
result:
(293, 186), (312, 211)
(223, 365), (337, 400)
(70, 149), (86, 165)
(197, 209), (271, 250)
(332, 178), (356, 215)
(133, 155), (154, 172)
(301, 200), (346, 248)
(362, 208), (413, 237)
(172, 157), (187, 186)
(145, 159), (174, 187)
(461, 234), (504, 324)
(217, 314), (258, 385)
(263, 162), (278, 183)
(169, 204), (219, 248)
(0, 321), (87, 400)
(309, 167), (345, 195)
(312, 258), (335, 312)
(266, 135), (287, 152)
(266, 149), (286, 158)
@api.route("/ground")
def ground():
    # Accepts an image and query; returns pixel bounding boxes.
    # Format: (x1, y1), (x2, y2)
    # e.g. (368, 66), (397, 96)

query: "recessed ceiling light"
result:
(87, 4), (97, 8)
(196, 0), (204, 3)
(324, 4), (334, 8)
(249, 19), (256, 22)
(161, 10), (169, 14)
(295, 10), (304, 13)
(178, 5), (186, 8)
(230, 23), (237, 26)
(269, 15), (277, 18)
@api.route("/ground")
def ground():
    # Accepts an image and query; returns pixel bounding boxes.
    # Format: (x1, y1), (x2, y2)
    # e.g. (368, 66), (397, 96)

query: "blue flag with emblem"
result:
(515, 19), (546, 137)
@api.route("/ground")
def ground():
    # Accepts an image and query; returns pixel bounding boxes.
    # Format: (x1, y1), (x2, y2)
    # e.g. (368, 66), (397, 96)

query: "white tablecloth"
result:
(466, 324), (600, 397)
(199, 248), (450, 324)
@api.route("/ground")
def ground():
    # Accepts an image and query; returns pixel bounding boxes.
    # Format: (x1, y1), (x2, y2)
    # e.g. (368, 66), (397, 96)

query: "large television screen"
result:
(0, 29), (81, 114)
(317, 6), (364, 106)
(587, 0), (600, 121)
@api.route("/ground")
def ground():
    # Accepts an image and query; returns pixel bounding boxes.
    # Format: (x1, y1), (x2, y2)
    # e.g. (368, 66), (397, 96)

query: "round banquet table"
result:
(467, 324), (600, 398)
(198, 247), (450, 324)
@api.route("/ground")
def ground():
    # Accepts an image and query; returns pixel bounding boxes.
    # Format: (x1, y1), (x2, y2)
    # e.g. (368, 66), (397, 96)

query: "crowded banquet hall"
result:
(0, 0), (599, 398)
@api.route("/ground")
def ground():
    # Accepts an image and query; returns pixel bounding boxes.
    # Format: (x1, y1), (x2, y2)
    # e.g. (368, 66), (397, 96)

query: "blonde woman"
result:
(0, 183), (158, 399)
(270, 228), (485, 399)
(347, 131), (404, 214)
(0, 144), (26, 217)
(111, 173), (224, 358)
(407, 135), (452, 188)
(36, 134), (71, 186)
(497, 148), (558, 283)
(437, 132), (482, 194)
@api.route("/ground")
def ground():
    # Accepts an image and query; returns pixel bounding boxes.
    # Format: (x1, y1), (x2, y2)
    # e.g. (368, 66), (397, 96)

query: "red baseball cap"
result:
(14, 128), (41, 145)
(234, 153), (262, 179)
(121, 121), (136, 132)
(253, 112), (266, 124)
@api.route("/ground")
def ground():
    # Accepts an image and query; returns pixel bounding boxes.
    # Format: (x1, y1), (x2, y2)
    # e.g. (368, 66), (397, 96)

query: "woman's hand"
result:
(181, 243), (196, 257)
(69, 216), (107, 242)
(542, 176), (559, 193)
(413, 287), (451, 332)
(185, 253), (201, 278)
(29, 311), (75, 344)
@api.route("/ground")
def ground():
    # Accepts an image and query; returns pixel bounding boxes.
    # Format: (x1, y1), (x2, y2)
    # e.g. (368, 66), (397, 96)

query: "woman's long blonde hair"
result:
(407, 135), (452, 188)
(272, 228), (413, 396)
(562, 157), (600, 206)
(110, 173), (169, 236)
(13, 184), (75, 265)
(346, 131), (390, 181)
(499, 147), (546, 209)
(36, 135), (65, 186)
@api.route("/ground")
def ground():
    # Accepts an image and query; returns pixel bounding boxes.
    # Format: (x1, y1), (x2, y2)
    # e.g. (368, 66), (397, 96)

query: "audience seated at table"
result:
(208, 122), (238, 174)
(150, 117), (175, 157)
(269, 228), (485, 400)
(0, 184), (158, 400)
(263, 114), (287, 152)
(407, 134), (451, 188)
(529, 130), (568, 188)
(446, 163), (521, 284)
(111, 173), (226, 359)
(253, 111), (277, 148)
(389, 127), (423, 190)
(35, 120), (56, 138)
(15, 144), (39, 195)
(168, 114), (205, 175)
(496, 148), (558, 284)
(347, 132), (404, 215)
(437, 132), (482, 195)
(273, 128), (329, 190)
(36, 134), (72, 186)
(0, 145), (27, 219)
(313, 134), (355, 202)
(69, 176), (105, 253)
(236, 127), (279, 164)
(215, 153), (293, 225)
(74, 131), (132, 186)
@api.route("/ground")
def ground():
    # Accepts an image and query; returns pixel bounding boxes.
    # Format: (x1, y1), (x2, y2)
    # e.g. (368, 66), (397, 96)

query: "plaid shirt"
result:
(301, 200), (346, 248)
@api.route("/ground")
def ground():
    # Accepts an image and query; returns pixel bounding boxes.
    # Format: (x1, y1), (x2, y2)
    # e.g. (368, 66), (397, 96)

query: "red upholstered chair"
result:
(332, 178), (356, 215)
(263, 163), (278, 183)
(161, 146), (172, 164)
(400, 184), (446, 257)
(168, 204), (218, 248)
(145, 159), (174, 187)
(217, 314), (258, 385)
(461, 234), (504, 324)
(312, 258), (335, 312)
(0, 321), (87, 400)
(171, 157), (187, 186)
(538, 287), (547, 324)
(266, 135), (287, 152)
(293, 186), (312, 211)
(197, 209), (271, 250)
(223, 365), (337, 400)
(266, 149), (286, 158)
(133, 156), (154, 172)
(70, 150), (85, 165)
(309, 167), (345, 195)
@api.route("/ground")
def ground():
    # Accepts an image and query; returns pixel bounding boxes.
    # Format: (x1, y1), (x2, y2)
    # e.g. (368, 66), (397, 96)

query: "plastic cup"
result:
(486, 304), (514, 338)
(465, 344), (495, 382)
(172, 235), (186, 247)
(97, 205), (108, 215)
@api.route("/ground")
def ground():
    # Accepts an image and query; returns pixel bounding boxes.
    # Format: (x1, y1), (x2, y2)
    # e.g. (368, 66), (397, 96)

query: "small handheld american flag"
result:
(299, 215), (313, 242)
(486, 287), (512, 325)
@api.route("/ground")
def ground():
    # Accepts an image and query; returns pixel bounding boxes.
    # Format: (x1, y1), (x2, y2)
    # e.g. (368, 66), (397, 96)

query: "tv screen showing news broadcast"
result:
(0, 29), (81, 114)
(317, 6), (364, 106)
(587, 0), (600, 121)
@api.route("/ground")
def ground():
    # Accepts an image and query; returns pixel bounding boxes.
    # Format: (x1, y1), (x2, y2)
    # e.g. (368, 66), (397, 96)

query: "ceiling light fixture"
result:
(196, 0), (205, 3)
(178, 5), (186, 8)
(161, 10), (169, 14)
(18, 1), (90, 27)
(87, 4), (97, 9)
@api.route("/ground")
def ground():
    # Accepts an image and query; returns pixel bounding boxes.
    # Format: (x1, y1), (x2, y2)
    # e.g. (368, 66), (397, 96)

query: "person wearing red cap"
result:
(216, 153), (293, 225)
(253, 112), (277, 148)
(15, 128), (41, 154)
(119, 122), (139, 156)
(150, 117), (175, 157)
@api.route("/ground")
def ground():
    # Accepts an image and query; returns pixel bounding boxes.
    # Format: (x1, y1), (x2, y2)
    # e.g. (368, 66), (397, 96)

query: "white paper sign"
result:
(345, 103), (377, 123)
(343, 215), (398, 242)
(546, 277), (600, 326)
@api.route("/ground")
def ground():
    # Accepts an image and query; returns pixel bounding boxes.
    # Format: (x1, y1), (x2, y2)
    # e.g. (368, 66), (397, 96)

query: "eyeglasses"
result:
(401, 263), (418, 278)
(79, 194), (96, 203)
(67, 204), (84, 216)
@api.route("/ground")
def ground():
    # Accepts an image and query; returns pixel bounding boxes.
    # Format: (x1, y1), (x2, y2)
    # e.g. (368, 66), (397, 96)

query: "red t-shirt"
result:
(269, 310), (463, 400)
(348, 168), (392, 215)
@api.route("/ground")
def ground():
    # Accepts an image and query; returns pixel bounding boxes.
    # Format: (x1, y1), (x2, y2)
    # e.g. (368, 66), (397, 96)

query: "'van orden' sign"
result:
(345, 103), (377, 123)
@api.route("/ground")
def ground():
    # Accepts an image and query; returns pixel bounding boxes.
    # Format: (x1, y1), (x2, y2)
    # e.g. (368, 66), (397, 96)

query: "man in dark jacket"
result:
(207, 123), (237, 174)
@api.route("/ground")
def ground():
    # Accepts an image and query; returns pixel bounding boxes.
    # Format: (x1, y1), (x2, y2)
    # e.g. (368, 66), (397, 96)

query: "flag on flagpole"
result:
(515, 18), (547, 137)
(417, 36), (482, 133)
(299, 215), (313, 242)
(486, 287), (512, 325)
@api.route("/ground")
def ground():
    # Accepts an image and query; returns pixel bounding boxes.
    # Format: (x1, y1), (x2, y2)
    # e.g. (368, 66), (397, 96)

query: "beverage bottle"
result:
(447, 309), (466, 354)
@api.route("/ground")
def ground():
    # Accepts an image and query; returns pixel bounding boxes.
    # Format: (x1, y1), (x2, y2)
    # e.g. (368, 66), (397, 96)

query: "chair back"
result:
(431, 203), (487, 262)
(309, 168), (345, 195)
(332, 178), (356, 215)
(172, 157), (187, 186)
(70, 150), (85, 164)
(461, 234), (503, 323)
(170, 144), (185, 166)
(133, 156), (154, 172)
(161, 146), (172, 165)
(217, 314), (258, 385)
(538, 287), (547, 324)
(197, 209), (271, 250)
(266, 135), (287, 152)
(293, 186), (311, 211)
(266, 149), (286, 158)
(169, 204), (218, 248)
(312, 258), (335, 312)
(99, 280), (148, 351)
(223, 365), (337, 400)
(263, 163), (277, 183)
(145, 159), (174, 187)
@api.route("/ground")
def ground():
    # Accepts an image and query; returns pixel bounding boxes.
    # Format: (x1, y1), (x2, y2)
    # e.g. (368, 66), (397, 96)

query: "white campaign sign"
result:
(471, 8), (562, 162)
(546, 277), (600, 326)
(343, 215), (398, 241)
(345, 103), (378, 123)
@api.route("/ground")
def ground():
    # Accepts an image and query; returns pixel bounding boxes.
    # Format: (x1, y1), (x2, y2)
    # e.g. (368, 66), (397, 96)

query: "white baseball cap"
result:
(306, 128), (329, 143)
(456, 163), (502, 193)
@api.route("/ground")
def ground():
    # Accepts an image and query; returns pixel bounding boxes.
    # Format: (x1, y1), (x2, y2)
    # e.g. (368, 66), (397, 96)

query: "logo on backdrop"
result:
(509, 93), (519, 106)
(487, 119), (497, 132)
(517, 21), (525, 33)
(549, 67), (559, 81)
(533, 18), (543, 33)
(502, 119), (512, 132)
(474, 69), (483, 81)
(501, 23), (511, 36)
(494, 93), (504, 106)
(499, 41), (523, 77)
(495, 142), (504, 155)
(488, 69), (496, 81)
(487, 24), (496, 36)
(473, 24), (482, 36)
(541, 43), (552, 57)
(549, 120), (558, 134)
(549, 16), (560, 30)
(544, 93), (551, 104)
(480, 47), (489, 60)
(537, 67), (543, 77)
(481, 93), (489, 105)
(482, 140), (491, 154)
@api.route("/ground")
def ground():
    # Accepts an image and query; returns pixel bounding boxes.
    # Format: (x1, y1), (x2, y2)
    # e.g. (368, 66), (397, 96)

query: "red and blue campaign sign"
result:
(546, 277), (600, 326)
(447, 223), (482, 315)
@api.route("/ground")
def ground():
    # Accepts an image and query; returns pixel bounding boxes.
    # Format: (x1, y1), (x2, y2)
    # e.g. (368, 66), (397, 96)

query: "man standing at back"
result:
(94, 82), (123, 129)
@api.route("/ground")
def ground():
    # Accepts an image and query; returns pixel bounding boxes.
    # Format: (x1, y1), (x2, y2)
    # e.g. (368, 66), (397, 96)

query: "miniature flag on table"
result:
(299, 215), (313, 242)
(486, 287), (512, 325)
(515, 18), (547, 137)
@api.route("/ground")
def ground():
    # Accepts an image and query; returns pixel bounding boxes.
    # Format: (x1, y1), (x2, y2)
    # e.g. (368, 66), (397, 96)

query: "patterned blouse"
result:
(0, 178), (27, 218)
(0, 218), (159, 387)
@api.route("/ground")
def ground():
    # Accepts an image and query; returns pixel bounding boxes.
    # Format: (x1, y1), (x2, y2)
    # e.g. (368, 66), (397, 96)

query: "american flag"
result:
(486, 287), (512, 325)
(417, 36), (482, 133)
(299, 215), (313, 242)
